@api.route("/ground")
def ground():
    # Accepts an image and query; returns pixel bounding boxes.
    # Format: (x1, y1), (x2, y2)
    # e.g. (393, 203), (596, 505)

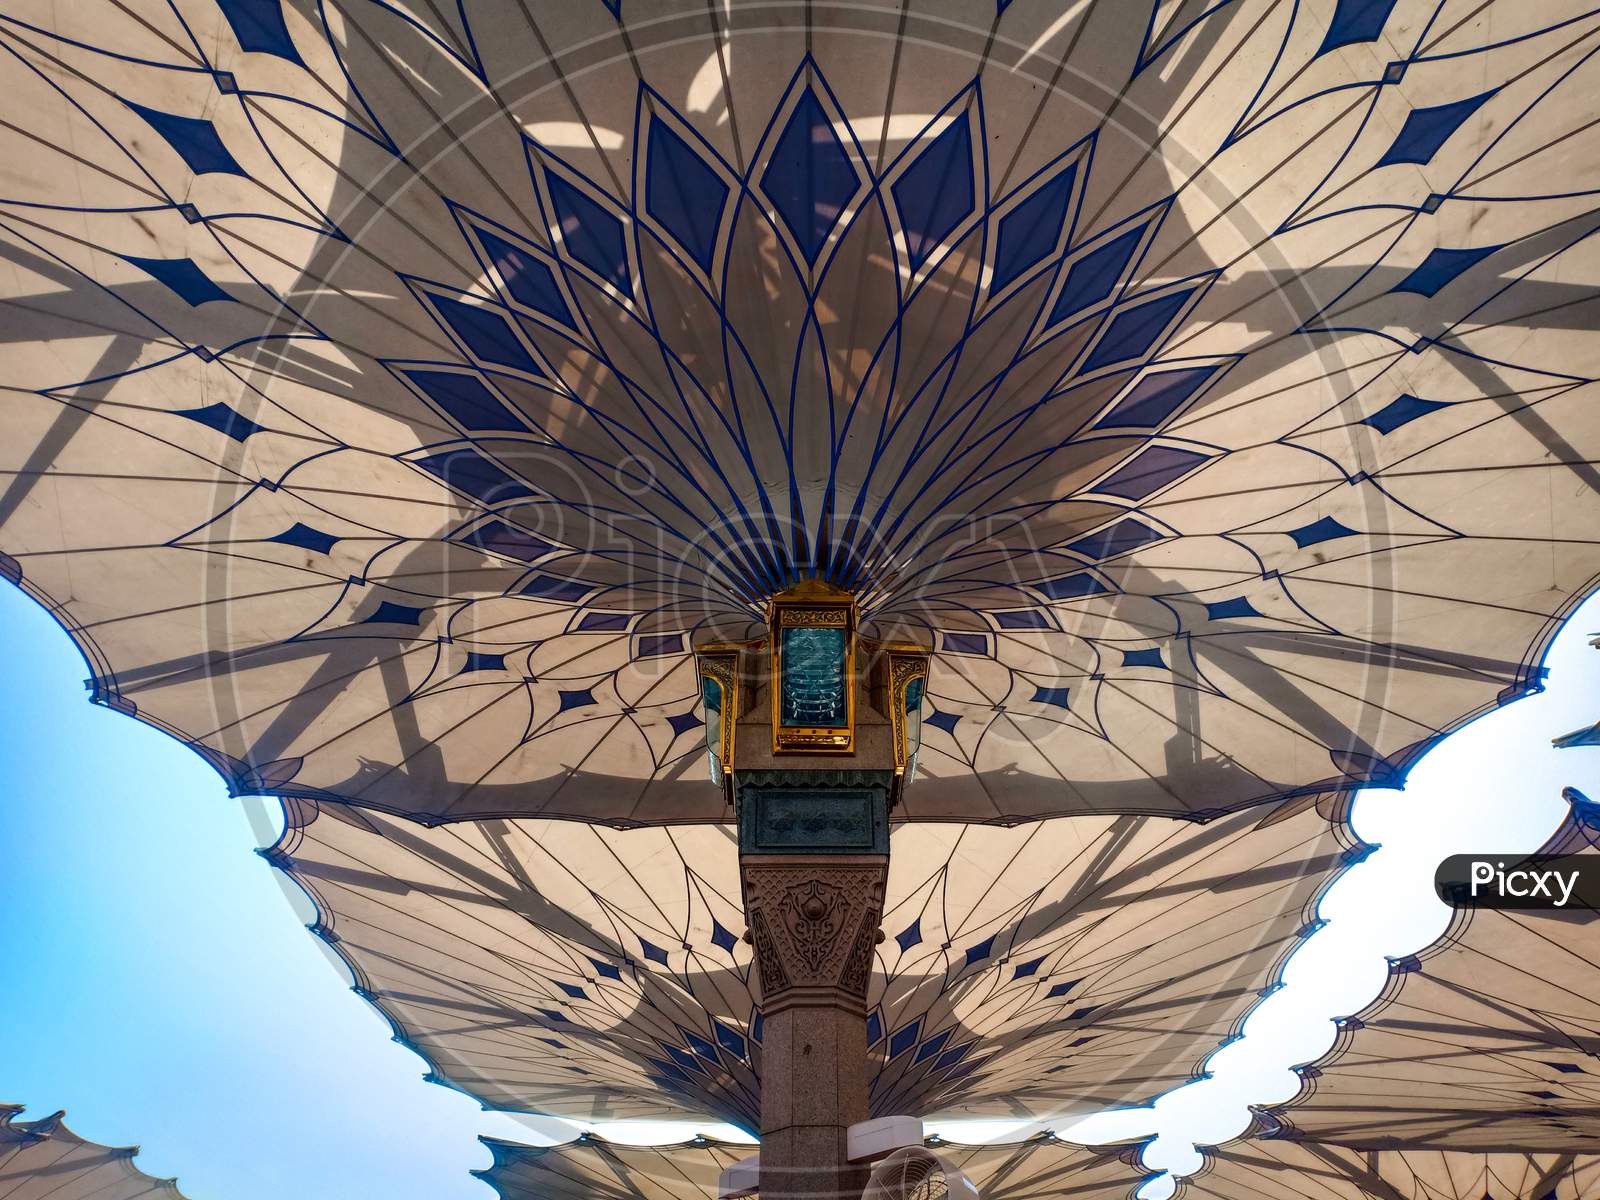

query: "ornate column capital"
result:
(742, 855), (886, 1016)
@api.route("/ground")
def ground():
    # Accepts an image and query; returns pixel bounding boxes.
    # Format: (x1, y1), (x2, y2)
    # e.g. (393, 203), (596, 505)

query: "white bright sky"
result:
(1, 582), (1596, 1199)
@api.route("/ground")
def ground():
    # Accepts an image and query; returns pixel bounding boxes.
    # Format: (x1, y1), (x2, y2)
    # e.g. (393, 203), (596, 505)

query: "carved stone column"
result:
(738, 771), (891, 1200)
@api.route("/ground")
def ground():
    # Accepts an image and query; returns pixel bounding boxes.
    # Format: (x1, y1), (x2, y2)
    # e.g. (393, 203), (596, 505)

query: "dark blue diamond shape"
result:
(964, 935), (996, 966)
(888, 1020), (921, 1059)
(176, 402), (265, 441)
(521, 575), (594, 603)
(667, 710), (703, 738)
(637, 633), (684, 657)
(404, 368), (525, 431)
(1361, 393), (1452, 434)
(915, 1029), (954, 1064)
(1376, 90), (1496, 168)
(646, 121), (729, 271)
(710, 920), (738, 952)
(1093, 446), (1208, 500)
(1421, 192), (1446, 213)
(462, 520), (555, 563)
(925, 709), (960, 735)
(896, 918), (922, 952)
(640, 938), (670, 965)
(1317, 0), (1398, 56)
(178, 203), (203, 224)
(866, 1011), (883, 1044)
(413, 449), (534, 505)
(1121, 647), (1167, 669)
(941, 631), (988, 656)
(577, 611), (631, 632)
(475, 227), (573, 325)
(1050, 225), (1144, 324)
(364, 601), (425, 626)
(892, 109), (975, 271)
(558, 688), (597, 712)
(266, 523), (339, 554)
(994, 609), (1050, 630)
(428, 294), (541, 375)
(1204, 596), (1261, 620)
(1384, 60), (1408, 84)
(589, 956), (622, 980)
(214, 71), (239, 94)
(1037, 572), (1110, 600)
(1288, 515), (1360, 548)
(991, 162), (1077, 291)
(461, 652), (506, 672)
(125, 101), (246, 177)
(762, 90), (859, 266)
(1013, 955), (1047, 979)
(1067, 517), (1165, 561)
(1046, 978), (1080, 998)
(217, 0), (304, 62)
(545, 171), (631, 292)
(1083, 288), (1195, 373)
(557, 982), (587, 999)
(1032, 686), (1070, 709)
(1094, 365), (1217, 429)
(714, 1021), (747, 1058)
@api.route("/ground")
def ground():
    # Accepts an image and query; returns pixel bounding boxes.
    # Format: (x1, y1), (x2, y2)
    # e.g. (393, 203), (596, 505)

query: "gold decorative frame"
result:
(768, 581), (857, 754)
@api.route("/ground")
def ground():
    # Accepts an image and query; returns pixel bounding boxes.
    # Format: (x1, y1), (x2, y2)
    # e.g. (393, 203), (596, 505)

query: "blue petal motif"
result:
(1391, 245), (1501, 297)
(1376, 90), (1496, 167)
(216, 0), (303, 62)
(991, 163), (1077, 291)
(646, 119), (729, 270)
(404, 368), (526, 431)
(1082, 288), (1194, 372)
(1316, 0), (1398, 56)
(125, 102), (246, 176)
(762, 90), (860, 266)
(1050, 225), (1144, 324)
(124, 256), (233, 306)
(545, 171), (631, 291)
(893, 109), (976, 270)
(1361, 393), (1452, 434)
(474, 226), (574, 325)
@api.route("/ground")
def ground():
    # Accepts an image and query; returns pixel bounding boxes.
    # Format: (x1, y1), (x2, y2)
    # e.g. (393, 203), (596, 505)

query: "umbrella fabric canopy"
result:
(268, 792), (1355, 1125)
(474, 1132), (1146, 1200)
(1194, 1139), (1600, 1199)
(0, 1106), (190, 1200)
(1265, 794), (1600, 1150)
(2, 2), (1599, 824)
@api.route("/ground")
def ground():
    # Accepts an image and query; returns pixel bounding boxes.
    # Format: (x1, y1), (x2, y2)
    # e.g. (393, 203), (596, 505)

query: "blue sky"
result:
(1, 579), (1595, 1199)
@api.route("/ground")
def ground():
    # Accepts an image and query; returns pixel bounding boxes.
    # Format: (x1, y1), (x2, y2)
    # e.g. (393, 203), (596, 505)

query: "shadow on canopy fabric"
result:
(1, 2), (1599, 825)
(1192, 1139), (1600, 1200)
(1264, 790), (1600, 1150)
(0, 1105), (191, 1200)
(474, 1132), (1146, 1200)
(265, 792), (1358, 1126)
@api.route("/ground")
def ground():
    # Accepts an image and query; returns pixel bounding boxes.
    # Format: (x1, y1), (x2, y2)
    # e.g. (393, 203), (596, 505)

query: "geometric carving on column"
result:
(742, 856), (886, 1016)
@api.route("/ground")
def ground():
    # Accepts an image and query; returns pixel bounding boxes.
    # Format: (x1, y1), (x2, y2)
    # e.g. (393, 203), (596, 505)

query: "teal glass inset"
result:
(702, 675), (723, 714)
(779, 625), (847, 727)
(904, 676), (924, 712)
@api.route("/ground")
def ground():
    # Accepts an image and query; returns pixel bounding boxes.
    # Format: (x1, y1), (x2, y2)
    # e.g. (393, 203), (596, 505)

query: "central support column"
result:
(738, 770), (892, 1200)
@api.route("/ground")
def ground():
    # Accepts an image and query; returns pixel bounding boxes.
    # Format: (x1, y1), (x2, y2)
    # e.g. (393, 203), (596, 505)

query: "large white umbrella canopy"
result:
(1, 1), (1597, 826)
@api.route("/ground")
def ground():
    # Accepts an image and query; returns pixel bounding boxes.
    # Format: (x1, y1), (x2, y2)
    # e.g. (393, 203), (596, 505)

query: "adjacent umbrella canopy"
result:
(474, 1132), (1145, 1200)
(3, 2), (1599, 823)
(1265, 793), (1600, 1150)
(0, 1106), (189, 1200)
(1193, 1139), (1600, 1200)
(268, 792), (1353, 1125)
